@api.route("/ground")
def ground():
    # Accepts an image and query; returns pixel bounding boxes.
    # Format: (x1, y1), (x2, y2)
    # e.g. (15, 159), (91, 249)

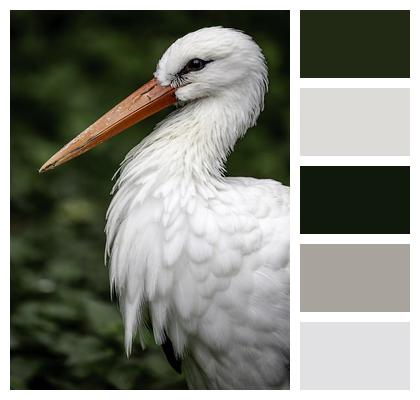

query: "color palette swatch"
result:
(300, 323), (410, 389)
(300, 10), (410, 78)
(300, 166), (410, 234)
(299, 9), (410, 390)
(301, 244), (410, 312)
(301, 88), (410, 156)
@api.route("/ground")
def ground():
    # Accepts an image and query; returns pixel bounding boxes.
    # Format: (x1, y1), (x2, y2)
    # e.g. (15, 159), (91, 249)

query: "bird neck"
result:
(166, 97), (245, 179)
(123, 91), (260, 187)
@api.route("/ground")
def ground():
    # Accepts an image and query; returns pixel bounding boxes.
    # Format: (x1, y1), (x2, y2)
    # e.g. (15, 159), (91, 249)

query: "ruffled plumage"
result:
(105, 27), (289, 389)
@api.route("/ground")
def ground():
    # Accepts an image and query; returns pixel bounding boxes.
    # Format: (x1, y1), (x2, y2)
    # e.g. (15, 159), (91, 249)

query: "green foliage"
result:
(11, 11), (289, 389)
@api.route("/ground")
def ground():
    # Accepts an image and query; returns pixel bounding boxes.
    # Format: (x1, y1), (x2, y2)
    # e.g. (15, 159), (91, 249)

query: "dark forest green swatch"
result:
(300, 167), (410, 234)
(300, 10), (410, 78)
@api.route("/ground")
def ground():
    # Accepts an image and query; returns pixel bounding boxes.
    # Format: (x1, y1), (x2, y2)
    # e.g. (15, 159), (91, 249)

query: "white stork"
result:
(40, 27), (289, 389)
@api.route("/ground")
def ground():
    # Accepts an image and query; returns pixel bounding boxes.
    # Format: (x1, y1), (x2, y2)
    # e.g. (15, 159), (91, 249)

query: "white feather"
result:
(105, 27), (289, 389)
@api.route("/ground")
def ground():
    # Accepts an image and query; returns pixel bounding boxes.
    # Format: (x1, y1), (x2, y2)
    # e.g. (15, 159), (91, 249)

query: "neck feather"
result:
(114, 87), (263, 193)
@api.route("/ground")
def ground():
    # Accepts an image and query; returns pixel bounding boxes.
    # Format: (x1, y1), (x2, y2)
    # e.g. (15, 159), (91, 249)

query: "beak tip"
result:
(39, 160), (54, 173)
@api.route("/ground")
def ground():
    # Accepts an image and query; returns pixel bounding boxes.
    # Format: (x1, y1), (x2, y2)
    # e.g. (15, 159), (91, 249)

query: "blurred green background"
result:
(10, 11), (289, 389)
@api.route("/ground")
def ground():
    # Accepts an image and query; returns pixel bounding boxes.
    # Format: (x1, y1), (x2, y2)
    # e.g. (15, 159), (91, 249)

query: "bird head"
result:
(155, 27), (267, 103)
(39, 27), (267, 172)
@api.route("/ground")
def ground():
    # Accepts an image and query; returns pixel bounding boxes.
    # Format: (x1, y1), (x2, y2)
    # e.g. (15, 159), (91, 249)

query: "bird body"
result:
(106, 114), (290, 389)
(41, 27), (290, 389)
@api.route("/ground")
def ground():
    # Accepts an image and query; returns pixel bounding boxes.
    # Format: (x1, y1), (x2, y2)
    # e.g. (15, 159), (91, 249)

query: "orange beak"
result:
(39, 78), (176, 172)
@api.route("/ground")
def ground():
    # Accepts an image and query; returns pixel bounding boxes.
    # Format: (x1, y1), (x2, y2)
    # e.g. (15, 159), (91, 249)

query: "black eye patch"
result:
(178, 58), (212, 76)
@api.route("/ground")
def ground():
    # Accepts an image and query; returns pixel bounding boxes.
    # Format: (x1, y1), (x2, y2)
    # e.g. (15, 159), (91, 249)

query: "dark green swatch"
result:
(300, 166), (410, 234)
(300, 10), (410, 78)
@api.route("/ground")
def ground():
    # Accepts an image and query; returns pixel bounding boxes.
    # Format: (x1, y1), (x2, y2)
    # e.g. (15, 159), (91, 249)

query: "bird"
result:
(40, 27), (290, 389)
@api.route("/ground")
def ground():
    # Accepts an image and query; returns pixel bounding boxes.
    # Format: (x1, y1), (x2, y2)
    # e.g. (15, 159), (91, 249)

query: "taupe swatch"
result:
(301, 244), (410, 312)
(300, 88), (410, 155)
(301, 322), (410, 389)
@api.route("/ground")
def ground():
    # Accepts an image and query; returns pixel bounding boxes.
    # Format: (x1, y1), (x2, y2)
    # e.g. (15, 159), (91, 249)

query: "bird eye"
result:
(179, 58), (211, 75)
(187, 58), (205, 71)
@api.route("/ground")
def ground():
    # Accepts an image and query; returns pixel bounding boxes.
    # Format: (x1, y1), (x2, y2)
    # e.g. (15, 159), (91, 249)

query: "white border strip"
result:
(300, 312), (411, 323)
(300, 78), (411, 88)
(290, 7), (300, 391)
(300, 234), (411, 244)
(300, 156), (411, 166)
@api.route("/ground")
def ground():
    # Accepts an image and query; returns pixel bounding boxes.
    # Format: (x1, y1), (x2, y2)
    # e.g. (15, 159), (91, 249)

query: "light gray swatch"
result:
(301, 322), (410, 389)
(301, 244), (410, 312)
(300, 88), (410, 155)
